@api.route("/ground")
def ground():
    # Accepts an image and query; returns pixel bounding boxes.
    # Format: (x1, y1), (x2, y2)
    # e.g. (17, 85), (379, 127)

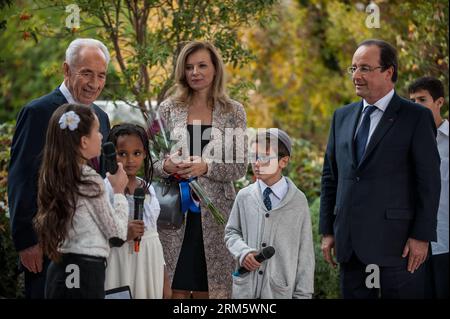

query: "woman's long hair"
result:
(34, 104), (101, 261)
(169, 41), (233, 112)
(107, 123), (153, 193)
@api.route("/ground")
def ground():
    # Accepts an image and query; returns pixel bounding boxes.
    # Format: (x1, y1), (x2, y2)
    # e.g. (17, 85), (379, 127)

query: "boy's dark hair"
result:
(108, 123), (153, 193)
(408, 76), (445, 101)
(254, 133), (290, 159)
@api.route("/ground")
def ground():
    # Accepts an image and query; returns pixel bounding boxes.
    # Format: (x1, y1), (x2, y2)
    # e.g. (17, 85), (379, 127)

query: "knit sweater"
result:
(59, 165), (129, 258)
(225, 177), (315, 299)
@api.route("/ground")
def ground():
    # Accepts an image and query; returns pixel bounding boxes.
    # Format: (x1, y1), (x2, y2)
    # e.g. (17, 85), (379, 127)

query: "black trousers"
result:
(425, 253), (449, 299)
(22, 256), (50, 299)
(45, 253), (106, 299)
(340, 253), (426, 299)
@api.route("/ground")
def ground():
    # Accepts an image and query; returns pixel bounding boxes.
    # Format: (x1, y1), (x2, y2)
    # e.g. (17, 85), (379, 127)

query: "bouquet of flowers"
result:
(146, 107), (226, 225)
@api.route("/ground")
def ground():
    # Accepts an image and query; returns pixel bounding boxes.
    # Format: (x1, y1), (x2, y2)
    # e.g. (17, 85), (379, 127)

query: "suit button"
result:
(258, 270), (263, 275)
(262, 243), (267, 247)
(265, 213), (270, 218)
(356, 176), (360, 182)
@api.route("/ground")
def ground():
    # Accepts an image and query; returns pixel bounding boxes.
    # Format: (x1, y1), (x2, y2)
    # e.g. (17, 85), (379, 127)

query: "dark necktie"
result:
(355, 105), (378, 164)
(263, 187), (272, 211)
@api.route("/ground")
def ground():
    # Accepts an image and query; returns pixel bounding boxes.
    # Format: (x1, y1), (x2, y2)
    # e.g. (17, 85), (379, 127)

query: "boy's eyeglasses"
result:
(249, 153), (279, 165)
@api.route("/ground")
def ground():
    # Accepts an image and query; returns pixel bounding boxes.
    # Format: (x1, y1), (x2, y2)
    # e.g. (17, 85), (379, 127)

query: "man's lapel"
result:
(346, 101), (364, 168)
(358, 93), (401, 166)
(52, 86), (68, 106)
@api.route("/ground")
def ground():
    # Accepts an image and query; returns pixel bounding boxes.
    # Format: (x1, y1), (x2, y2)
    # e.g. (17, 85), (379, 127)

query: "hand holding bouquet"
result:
(146, 106), (226, 226)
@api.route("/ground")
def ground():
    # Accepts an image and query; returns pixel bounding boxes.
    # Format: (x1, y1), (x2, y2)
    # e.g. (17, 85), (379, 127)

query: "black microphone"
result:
(102, 142), (118, 174)
(233, 246), (275, 276)
(133, 187), (145, 253)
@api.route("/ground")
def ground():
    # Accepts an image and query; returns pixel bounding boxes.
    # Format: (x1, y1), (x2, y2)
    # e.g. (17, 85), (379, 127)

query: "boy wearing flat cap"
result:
(225, 128), (315, 299)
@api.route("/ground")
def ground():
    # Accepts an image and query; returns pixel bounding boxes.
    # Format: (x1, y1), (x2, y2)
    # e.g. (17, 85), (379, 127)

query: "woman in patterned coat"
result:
(153, 41), (247, 299)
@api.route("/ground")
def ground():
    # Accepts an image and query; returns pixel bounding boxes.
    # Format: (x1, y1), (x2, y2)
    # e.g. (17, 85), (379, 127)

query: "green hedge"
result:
(0, 122), (23, 298)
(310, 198), (340, 298)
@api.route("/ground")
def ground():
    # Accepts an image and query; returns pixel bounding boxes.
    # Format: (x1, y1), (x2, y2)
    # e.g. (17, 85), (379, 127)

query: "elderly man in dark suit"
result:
(8, 38), (111, 298)
(319, 39), (441, 299)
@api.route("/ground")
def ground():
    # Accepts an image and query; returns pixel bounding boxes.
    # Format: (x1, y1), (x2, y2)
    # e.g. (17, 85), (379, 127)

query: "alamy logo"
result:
(65, 4), (80, 29)
(65, 264), (80, 289)
(365, 264), (380, 289)
(365, 3), (380, 29)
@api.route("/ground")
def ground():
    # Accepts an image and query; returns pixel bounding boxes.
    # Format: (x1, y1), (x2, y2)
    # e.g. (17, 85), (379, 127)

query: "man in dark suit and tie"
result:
(7, 38), (111, 298)
(319, 39), (441, 298)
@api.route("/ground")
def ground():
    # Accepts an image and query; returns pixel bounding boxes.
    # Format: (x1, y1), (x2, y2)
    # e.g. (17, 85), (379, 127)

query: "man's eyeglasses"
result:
(347, 65), (383, 74)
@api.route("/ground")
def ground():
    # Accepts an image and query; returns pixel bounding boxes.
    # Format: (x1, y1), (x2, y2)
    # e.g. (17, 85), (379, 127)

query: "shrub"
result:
(0, 122), (22, 298)
(310, 198), (340, 299)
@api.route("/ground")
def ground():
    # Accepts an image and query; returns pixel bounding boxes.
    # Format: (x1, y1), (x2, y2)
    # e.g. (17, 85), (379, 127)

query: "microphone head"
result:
(261, 246), (275, 260)
(133, 187), (145, 201)
(102, 142), (116, 157)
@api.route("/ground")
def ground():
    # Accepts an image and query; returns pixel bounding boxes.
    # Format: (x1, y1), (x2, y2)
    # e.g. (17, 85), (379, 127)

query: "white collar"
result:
(258, 177), (288, 200)
(363, 88), (395, 112)
(59, 81), (77, 104)
(438, 119), (449, 137)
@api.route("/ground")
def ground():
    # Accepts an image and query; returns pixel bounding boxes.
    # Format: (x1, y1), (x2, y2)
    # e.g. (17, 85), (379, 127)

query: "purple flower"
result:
(148, 119), (161, 136)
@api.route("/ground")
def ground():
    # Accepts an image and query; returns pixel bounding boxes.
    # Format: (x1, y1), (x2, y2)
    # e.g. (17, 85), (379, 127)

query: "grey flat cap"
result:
(257, 128), (292, 156)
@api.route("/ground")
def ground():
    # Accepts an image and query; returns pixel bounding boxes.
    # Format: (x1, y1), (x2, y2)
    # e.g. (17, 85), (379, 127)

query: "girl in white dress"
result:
(104, 123), (171, 299)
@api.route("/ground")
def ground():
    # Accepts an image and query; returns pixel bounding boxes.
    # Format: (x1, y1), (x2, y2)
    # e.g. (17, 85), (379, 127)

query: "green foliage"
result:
(0, 122), (22, 298)
(310, 198), (340, 299)
(0, 2), (71, 122)
(0, 0), (276, 122)
(285, 138), (323, 204)
(83, 0), (276, 110)
(239, 0), (448, 145)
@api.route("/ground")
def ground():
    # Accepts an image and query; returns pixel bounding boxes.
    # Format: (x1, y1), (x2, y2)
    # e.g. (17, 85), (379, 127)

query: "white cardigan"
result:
(59, 165), (129, 258)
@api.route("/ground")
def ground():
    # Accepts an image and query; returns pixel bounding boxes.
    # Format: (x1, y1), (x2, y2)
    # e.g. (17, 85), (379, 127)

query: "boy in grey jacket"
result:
(225, 128), (315, 299)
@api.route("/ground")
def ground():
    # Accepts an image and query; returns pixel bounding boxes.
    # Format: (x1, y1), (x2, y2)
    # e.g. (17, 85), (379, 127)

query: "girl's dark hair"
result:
(34, 103), (101, 261)
(107, 123), (153, 192)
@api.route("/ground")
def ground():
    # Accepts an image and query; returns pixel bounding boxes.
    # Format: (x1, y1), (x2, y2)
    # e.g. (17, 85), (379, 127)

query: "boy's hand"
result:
(127, 220), (145, 241)
(242, 252), (261, 272)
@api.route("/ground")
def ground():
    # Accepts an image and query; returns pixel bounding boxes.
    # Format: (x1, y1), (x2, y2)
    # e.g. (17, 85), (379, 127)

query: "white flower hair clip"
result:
(59, 111), (81, 131)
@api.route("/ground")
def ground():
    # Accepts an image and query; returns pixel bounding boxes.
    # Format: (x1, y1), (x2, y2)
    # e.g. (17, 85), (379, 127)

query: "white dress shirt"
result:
(258, 176), (289, 209)
(432, 119), (449, 255)
(354, 89), (395, 147)
(59, 81), (77, 104)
